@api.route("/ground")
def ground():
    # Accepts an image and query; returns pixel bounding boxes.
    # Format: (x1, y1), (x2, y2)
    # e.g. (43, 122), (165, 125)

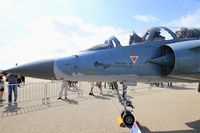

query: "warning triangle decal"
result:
(130, 56), (139, 64)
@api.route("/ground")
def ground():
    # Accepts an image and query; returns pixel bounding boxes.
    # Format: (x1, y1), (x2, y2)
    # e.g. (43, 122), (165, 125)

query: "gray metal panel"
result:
(165, 40), (200, 80)
(5, 59), (56, 80)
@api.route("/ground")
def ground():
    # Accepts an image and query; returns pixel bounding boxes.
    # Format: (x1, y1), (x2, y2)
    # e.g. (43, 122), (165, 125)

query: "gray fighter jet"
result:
(4, 27), (200, 128)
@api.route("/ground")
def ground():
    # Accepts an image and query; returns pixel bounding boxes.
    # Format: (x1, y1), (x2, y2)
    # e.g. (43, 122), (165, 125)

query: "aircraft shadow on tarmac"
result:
(93, 95), (111, 100)
(166, 85), (196, 91)
(101, 93), (115, 98)
(137, 119), (200, 133)
(0, 93), (117, 118)
(0, 92), (120, 118)
(92, 93), (134, 100)
(61, 98), (79, 104)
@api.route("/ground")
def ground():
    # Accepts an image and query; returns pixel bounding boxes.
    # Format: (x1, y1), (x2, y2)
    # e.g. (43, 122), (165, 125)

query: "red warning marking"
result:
(130, 56), (139, 64)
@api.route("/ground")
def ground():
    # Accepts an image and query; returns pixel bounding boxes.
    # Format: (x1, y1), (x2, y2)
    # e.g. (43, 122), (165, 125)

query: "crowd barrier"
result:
(0, 81), (138, 105)
(1, 81), (83, 105)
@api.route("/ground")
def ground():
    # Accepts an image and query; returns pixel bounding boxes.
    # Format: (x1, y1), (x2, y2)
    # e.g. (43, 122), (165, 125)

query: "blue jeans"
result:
(8, 84), (17, 102)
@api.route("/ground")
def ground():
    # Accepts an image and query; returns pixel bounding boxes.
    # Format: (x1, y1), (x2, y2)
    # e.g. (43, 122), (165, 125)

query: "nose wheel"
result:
(117, 110), (135, 128)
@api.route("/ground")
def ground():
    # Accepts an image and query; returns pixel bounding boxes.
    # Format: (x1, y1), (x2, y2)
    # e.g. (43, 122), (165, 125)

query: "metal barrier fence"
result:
(1, 81), (83, 105)
(0, 81), (139, 106)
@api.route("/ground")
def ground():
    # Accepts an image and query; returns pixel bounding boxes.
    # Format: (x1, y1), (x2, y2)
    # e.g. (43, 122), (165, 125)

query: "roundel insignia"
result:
(130, 56), (139, 64)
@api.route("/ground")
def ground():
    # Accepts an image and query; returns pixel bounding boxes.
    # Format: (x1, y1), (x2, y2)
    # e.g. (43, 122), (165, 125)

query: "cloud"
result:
(169, 7), (200, 27)
(2, 15), (129, 69)
(0, 0), (13, 11)
(0, 0), (22, 22)
(0, 1), (129, 69)
(23, 15), (123, 55)
(133, 15), (159, 23)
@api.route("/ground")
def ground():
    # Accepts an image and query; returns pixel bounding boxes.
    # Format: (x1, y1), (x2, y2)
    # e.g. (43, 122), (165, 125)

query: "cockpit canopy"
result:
(86, 36), (122, 51)
(85, 27), (200, 51)
(143, 27), (177, 42)
(129, 27), (177, 44)
(129, 27), (200, 44)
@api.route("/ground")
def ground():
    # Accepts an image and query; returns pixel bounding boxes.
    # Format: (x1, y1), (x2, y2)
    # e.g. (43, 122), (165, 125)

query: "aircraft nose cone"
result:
(5, 59), (56, 80)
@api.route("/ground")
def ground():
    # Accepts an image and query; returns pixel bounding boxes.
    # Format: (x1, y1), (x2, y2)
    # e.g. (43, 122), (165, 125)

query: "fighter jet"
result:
(4, 27), (200, 128)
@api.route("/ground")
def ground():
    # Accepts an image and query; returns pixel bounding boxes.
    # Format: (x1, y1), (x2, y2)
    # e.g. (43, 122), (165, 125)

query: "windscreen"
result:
(86, 43), (114, 51)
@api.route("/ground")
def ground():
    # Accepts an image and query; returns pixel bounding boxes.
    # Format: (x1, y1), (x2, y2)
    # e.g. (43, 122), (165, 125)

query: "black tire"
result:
(122, 111), (135, 128)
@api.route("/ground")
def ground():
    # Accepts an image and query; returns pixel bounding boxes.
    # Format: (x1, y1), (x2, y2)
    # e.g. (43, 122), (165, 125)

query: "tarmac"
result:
(0, 78), (200, 133)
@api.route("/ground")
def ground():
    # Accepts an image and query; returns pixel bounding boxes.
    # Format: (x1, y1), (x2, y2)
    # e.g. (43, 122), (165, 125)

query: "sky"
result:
(0, 0), (200, 69)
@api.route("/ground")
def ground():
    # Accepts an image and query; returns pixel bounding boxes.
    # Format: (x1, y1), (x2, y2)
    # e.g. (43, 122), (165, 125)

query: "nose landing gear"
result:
(112, 82), (135, 128)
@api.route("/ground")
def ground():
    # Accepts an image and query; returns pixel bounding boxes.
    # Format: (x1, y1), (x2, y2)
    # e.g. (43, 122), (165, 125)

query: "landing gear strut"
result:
(113, 82), (135, 128)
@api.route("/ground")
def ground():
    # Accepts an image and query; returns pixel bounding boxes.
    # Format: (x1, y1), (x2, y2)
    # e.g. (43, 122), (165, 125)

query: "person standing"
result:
(17, 75), (22, 87)
(21, 76), (25, 84)
(0, 75), (5, 102)
(6, 74), (18, 104)
(89, 82), (103, 96)
(89, 82), (95, 96)
(58, 80), (69, 99)
(95, 82), (103, 95)
(167, 82), (172, 87)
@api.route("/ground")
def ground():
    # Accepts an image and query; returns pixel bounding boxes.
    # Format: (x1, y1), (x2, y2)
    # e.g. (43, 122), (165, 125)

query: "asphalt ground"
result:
(0, 79), (200, 133)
